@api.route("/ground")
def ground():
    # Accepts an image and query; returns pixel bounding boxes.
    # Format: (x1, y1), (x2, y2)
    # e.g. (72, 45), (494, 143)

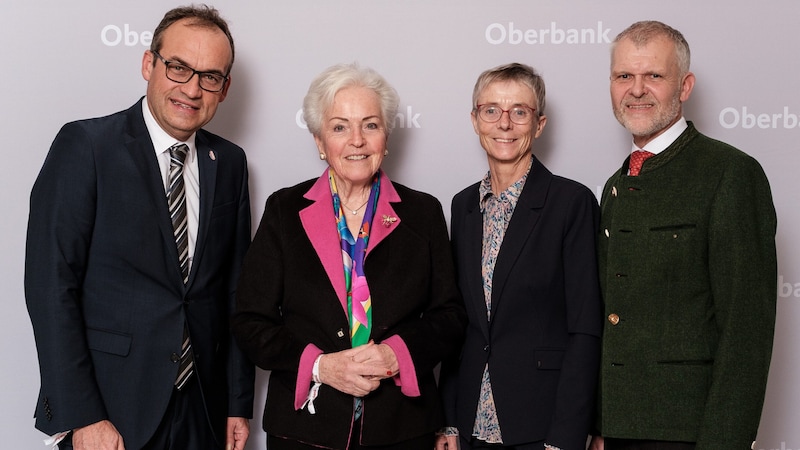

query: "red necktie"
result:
(629, 150), (655, 176)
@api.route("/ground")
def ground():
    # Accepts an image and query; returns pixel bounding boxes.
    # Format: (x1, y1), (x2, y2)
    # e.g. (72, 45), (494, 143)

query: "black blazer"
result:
(25, 99), (255, 449)
(441, 156), (602, 450)
(232, 173), (467, 449)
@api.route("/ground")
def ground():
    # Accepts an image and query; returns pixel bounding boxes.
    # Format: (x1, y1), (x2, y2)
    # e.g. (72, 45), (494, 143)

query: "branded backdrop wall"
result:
(3, 1), (798, 448)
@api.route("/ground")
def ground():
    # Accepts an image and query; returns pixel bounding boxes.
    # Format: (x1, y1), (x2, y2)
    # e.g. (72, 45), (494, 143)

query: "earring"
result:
(319, 153), (326, 160)
(384, 149), (389, 156)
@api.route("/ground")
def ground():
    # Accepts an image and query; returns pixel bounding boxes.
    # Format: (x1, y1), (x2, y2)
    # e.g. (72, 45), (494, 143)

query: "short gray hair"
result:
(303, 63), (400, 137)
(471, 62), (546, 116)
(612, 20), (691, 76)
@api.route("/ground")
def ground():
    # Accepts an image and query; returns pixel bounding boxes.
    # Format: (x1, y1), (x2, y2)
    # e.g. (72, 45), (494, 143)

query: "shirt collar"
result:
(479, 160), (531, 213)
(142, 97), (197, 160)
(630, 116), (688, 155)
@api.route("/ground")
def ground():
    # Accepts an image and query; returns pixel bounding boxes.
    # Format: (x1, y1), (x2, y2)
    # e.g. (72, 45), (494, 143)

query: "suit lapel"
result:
(123, 102), (186, 288)
(490, 156), (551, 318)
(189, 132), (217, 289)
(365, 171), (401, 258)
(300, 173), (348, 313)
(461, 187), (491, 339)
(299, 170), (403, 316)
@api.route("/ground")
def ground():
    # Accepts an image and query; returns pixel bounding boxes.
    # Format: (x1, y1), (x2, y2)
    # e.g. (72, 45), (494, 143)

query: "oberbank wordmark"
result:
(485, 22), (612, 45)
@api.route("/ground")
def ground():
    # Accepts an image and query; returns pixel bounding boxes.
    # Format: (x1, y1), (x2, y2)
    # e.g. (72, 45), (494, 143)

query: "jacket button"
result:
(611, 186), (618, 197)
(170, 352), (180, 363)
(608, 314), (620, 325)
(604, 228), (610, 238)
(483, 345), (490, 352)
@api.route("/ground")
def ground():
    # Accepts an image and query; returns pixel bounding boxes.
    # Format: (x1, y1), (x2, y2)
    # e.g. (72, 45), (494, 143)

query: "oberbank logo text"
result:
(296, 106), (421, 130)
(779, 276), (800, 299)
(485, 22), (612, 45)
(720, 107), (800, 130)
(101, 24), (152, 47)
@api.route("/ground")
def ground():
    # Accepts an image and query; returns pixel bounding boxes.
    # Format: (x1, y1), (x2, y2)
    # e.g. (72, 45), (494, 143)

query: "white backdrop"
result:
(3, 1), (799, 449)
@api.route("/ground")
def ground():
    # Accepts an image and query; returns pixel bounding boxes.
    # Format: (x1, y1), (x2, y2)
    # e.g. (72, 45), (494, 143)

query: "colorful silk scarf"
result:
(329, 169), (381, 347)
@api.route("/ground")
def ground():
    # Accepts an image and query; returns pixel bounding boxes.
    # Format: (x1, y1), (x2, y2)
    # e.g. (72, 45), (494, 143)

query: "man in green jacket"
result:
(590, 21), (777, 450)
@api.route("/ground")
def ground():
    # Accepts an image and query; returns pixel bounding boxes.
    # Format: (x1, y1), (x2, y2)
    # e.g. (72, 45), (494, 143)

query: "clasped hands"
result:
(317, 341), (399, 397)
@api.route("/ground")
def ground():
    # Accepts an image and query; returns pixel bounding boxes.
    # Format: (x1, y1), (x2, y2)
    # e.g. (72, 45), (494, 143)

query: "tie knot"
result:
(169, 143), (189, 165)
(629, 150), (655, 176)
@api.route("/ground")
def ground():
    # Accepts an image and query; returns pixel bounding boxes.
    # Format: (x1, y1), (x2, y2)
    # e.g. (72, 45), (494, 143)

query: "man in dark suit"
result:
(25, 5), (254, 450)
(590, 21), (776, 450)
(438, 63), (602, 450)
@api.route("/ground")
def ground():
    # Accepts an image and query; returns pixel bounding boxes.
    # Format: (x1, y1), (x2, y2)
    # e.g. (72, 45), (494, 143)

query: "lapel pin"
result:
(208, 150), (216, 161)
(381, 215), (397, 227)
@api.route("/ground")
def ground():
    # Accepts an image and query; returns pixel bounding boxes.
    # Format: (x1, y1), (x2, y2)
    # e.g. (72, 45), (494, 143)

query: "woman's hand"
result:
(352, 342), (399, 379)
(434, 433), (458, 449)
(318, 342), (395, 396)
(588, 436), (604, 450)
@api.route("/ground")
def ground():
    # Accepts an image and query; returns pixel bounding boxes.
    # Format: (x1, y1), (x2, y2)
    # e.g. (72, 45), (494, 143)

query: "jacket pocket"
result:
(535, 349), (565, 370)
(86, 327), (132, 356)
(656, 359), (713, 366)
(210, 200), (237, 220)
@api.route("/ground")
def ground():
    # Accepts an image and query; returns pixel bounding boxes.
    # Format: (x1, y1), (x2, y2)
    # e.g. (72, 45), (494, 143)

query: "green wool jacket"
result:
(597, 122), (777, 449)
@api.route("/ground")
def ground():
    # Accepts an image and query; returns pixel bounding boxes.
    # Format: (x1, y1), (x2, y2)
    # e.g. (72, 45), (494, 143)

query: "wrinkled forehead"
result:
(611, 36), (678, 70)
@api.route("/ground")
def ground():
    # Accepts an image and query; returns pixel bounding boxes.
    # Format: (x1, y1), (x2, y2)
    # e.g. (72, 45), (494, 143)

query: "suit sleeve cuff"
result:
(44, 431), (70, 448)
(381, 335), (420, 397)
(294, 344), (323, 410)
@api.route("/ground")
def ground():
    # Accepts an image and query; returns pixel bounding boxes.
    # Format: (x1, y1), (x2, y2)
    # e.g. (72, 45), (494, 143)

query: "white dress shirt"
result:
(630, 116), (689, 155)
(142, 98), (200, 272)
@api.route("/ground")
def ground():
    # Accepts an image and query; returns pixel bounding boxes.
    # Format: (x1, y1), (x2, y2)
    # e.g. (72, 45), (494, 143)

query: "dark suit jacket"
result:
(25, 99), (255, 449)
(232, 171), (467, 450)
(441, 155), (602, 450)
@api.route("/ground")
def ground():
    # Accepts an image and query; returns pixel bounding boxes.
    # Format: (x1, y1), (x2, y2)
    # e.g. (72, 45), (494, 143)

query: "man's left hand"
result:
(226, 417), (250, 450)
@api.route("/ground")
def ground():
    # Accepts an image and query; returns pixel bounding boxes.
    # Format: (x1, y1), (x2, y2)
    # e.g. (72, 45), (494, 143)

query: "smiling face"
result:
(314, 86), (387, 190)
(472, 80), (546, 170)
(610, 36), (695, 147)
(142, 18), (232, 142)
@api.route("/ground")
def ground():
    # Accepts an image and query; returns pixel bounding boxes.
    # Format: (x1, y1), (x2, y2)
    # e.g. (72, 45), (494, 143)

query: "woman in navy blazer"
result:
(232, 63), (466, 450)
(437, 63), (603, 450)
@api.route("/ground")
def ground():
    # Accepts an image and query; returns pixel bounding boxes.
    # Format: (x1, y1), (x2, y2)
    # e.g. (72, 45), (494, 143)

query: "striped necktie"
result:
(167, 143), (194, 389)
(167, 144), (190, 283)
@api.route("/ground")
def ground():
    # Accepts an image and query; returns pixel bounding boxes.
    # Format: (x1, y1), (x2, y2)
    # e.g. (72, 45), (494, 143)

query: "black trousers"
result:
(267, 418), (435, 450)
(144, 376), (219, 449)
(604, 438), (696, 450)
(460, 435), (545, 450)
(60, 376), (218, 450)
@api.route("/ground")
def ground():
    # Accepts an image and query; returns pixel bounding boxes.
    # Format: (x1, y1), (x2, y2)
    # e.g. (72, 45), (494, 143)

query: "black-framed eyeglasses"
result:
(151, 50), (229, 93)
(475, 104), (538, 125)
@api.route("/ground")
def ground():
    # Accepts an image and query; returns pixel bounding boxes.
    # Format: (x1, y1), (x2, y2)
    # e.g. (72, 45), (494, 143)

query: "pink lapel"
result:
(367, 172), (401, 258)
(299, 173), (348, 313)
(298, 170), (403, 315)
